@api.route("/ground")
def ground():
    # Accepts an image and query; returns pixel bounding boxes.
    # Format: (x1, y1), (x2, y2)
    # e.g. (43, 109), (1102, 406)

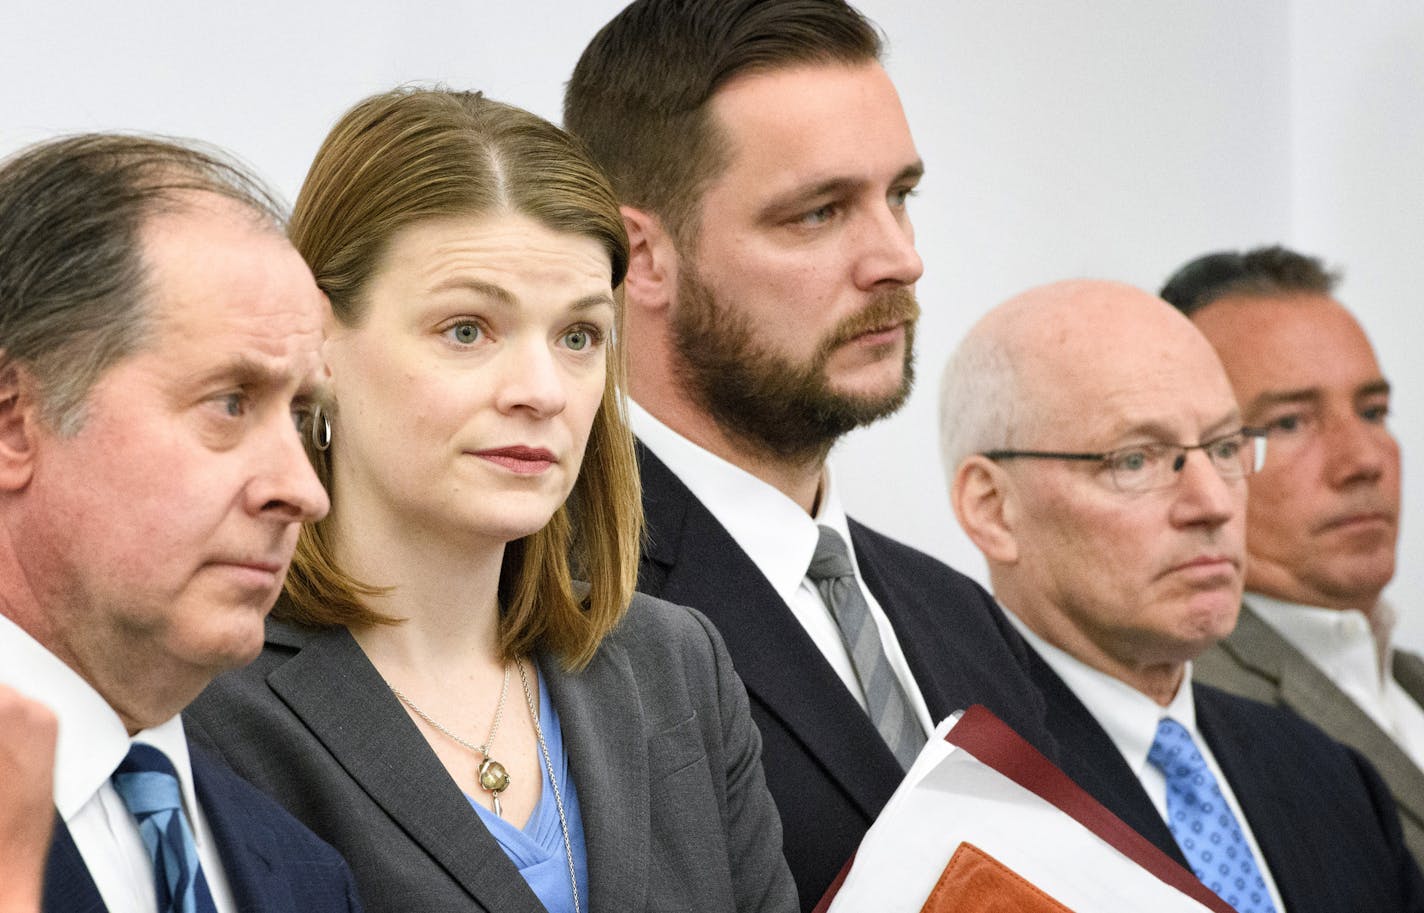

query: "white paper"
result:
(828, 714), (1216, 912)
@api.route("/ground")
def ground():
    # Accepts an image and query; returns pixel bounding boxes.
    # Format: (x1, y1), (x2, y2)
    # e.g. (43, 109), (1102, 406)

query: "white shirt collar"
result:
(631, 399), (857, 599)
(1247, 591), (1392, 689)
(0, 612), (201, 824)
(1004, 607), (1197, 776)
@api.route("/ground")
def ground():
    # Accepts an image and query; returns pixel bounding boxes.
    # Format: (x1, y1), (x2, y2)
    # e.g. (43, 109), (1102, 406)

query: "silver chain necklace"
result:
(518, 659), (581, 913)
(391, 663), (513, 816)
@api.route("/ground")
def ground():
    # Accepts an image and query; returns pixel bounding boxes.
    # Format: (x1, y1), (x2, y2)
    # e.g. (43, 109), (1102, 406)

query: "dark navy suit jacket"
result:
(1026, 645), (1424, 913)
(635, 444), (1058, 910)
(42, 741), (362, 913)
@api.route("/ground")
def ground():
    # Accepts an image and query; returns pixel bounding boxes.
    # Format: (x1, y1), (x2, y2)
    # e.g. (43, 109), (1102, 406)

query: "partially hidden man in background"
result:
(566, 1), (1055, 905)
(941, 278), (1424, 913)
(1162, 245), (1424, 867)
(0, 134), (363, 913)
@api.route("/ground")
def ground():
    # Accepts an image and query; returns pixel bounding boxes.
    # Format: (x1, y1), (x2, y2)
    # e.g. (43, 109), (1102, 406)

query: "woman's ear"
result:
(951, 456), (1019, 565)
(319, 292), (345, 384)
(0, 364), (43, 491)
(620, 205), (678, 315)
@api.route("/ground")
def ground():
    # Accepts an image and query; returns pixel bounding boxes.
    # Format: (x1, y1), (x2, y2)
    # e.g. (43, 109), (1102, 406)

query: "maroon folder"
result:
(813, 705), (1235, 913)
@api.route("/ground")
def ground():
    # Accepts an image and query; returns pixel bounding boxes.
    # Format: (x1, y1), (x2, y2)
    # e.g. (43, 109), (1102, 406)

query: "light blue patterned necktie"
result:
(111, 743), (220, 913)
(1147, 718), (1276, 913)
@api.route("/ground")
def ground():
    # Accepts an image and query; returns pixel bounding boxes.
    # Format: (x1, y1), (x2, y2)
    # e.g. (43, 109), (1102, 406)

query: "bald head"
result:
(941, 280), (1232, 469)
(943, 279), (1249, 702)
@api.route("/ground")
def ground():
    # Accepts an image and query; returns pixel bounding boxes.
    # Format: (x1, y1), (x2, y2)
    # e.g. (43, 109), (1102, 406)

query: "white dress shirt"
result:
(631, 400), (934, 736)
(1005, 610), (1286, 912)
(0, 612), (237, 913)
(1248, 593), (1424, 770)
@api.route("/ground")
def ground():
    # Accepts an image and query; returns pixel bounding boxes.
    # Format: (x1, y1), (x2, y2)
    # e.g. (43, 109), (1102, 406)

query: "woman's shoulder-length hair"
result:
(279, 87), (642, 671)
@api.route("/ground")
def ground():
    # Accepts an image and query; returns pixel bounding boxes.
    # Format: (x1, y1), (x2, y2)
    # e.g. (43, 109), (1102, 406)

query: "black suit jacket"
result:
(1026, 645), (1424, 912)
(635, 444), (1056, 910)
(42, 741), (363, 913)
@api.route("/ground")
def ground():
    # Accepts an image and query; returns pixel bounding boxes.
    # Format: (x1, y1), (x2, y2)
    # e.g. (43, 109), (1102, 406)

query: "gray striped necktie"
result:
(807, 525), (926, 770)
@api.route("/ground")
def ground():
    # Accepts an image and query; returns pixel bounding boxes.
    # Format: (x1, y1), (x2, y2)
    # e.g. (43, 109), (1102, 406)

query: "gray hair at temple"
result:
(939, 320), (1027, 483)
(0, 134), (285, 434)
(1160, 244), (1340, 317)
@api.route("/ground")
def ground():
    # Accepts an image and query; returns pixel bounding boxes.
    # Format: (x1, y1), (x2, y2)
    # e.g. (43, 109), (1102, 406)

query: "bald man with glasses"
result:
(939, 279), (1424, 913)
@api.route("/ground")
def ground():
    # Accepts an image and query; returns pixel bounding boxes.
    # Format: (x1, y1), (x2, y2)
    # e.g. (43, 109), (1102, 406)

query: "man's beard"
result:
(670, 265), (919, 466)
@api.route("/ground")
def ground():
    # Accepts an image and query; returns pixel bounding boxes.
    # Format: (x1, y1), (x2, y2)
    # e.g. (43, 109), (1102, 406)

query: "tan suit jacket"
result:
(1195, 603), (1424, 867)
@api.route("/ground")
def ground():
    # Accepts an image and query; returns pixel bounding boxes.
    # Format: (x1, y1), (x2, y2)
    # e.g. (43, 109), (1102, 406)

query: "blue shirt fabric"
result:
(467, 664), (588, 913)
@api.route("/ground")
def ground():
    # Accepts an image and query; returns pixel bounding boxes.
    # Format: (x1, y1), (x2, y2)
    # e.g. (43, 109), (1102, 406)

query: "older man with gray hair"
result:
(939, 279), (1424, 913)
(0, 134), (361, 913)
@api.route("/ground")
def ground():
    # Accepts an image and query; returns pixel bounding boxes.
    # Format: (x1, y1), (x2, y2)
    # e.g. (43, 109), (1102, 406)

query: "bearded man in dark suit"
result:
(565, 2), (1055, 907)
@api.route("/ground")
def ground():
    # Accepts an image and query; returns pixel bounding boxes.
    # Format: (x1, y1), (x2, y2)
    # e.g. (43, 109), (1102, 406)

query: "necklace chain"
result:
(519, 659), (580, 913)
(391, 663), (511, 814)
(391, 660), (580, 913)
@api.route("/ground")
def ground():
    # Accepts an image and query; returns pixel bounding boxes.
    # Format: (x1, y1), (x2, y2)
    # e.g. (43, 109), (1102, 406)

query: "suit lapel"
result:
(542, 643), (650, 911)
(43, 814), (108, 913)
(1196, 690), (1325, 912)
(1024, 648), (1186, 866)
(1224, 608), (1424, 836)
(1394, 650), (1424, 702)
(190, 743), (286, 912)
(848, 520), (1054, 753)
(264, 626), (545, 913)
(638, 445), (905, 820)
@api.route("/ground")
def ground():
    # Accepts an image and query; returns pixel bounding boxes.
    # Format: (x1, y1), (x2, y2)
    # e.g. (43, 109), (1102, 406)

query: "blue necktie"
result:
(111, 743), (220, 913)
(1147, 718), (1276, 913)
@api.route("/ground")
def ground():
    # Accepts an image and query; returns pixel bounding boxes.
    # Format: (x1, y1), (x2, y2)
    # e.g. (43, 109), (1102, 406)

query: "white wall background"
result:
(2, 1), (1420, 650)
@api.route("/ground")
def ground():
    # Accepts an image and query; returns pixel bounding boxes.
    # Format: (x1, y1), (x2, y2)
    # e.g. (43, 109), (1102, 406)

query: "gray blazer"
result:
(185, 593), (797, 913)
(1195, 602), (1424, 867)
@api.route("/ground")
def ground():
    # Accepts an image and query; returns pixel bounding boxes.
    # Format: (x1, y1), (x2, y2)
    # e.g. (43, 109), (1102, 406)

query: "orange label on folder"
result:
(921, 843), (1076, 913)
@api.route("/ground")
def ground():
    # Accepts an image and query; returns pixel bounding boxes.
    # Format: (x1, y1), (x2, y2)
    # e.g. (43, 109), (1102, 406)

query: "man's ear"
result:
(951, 456), (1019, 565)
(621, 205), (678, 314)
(0, 363), (42, 491)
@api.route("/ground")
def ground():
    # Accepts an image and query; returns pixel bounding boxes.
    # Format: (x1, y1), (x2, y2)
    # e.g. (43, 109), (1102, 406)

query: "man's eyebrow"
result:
(1201, 410), (1245, 440)
(1246, 388), (1322, 413)
(761, 160), (926, 217)
(894, 161), (926, 186)
(190, 355), (287, 389)
(1358, 378), (1392, 398)
(187, 355), (323, 402)
(1102, 409), (1241, 447)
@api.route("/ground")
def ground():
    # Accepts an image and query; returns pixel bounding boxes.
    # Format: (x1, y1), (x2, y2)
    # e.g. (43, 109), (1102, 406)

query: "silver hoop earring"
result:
(311, 404), (332, 452)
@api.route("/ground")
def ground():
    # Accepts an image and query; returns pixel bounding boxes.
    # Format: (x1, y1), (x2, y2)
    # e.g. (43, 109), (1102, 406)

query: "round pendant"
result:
(479, 757), (511, 794)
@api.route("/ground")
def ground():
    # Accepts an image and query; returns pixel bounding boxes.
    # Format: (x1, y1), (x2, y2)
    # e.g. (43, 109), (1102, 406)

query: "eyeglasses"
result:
(982, 429), (1266, 494)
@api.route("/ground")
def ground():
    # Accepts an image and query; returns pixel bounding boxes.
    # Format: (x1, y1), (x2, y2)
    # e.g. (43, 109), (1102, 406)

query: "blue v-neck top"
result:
(468, 664), (589, 912)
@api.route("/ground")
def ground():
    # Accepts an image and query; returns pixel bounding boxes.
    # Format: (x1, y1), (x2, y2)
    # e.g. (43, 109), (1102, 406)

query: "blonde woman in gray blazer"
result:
(187, 88), (795, 913)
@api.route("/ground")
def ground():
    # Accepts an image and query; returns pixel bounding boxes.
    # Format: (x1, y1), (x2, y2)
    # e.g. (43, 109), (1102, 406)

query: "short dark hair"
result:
(564, 0), (883, 239)
(0, 134), (284, 432)
(1160, 244), (1340, 317)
